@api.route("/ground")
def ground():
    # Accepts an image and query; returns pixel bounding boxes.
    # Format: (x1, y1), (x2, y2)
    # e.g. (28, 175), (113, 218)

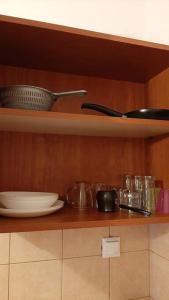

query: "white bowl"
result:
(0, 191), (59, 210)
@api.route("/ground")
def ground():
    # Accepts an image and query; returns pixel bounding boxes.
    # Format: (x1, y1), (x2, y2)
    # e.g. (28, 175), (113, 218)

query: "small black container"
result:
(96, 190), (117, 212)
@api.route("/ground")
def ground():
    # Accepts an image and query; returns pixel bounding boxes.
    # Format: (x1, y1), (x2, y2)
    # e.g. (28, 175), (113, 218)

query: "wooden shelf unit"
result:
(0, 108), (168, 138)
(0, 15), (169, 82)
(0, 206), (169, 233)
(0, 15), (169, 232)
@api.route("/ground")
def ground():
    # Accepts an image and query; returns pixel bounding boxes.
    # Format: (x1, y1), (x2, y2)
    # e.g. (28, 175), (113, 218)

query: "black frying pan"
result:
(81, 103), (169, 120)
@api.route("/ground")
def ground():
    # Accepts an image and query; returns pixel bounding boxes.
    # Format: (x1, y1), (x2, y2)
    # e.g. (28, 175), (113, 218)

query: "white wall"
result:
(0, 0), (169, 45)
(145, 0), (169, 45)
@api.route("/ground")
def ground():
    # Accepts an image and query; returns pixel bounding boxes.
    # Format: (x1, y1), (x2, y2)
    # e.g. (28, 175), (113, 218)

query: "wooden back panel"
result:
(146, 67), (169, 187)
(1, 15), (169, 83)
(0, 132), (146, 196)
(0, 65), (145, 114)
(0, 65), (146, 194)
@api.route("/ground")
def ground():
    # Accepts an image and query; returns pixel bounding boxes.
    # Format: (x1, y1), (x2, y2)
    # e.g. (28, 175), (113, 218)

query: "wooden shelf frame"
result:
(0, 206), (169, 233)
(0, 16), (169, 232)
(0, 108), (168, 138)
(0, 15), (169, 82)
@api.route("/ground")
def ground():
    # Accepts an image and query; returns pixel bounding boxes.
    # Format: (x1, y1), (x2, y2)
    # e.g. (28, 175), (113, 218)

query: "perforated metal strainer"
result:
(0, 85), (87, 111)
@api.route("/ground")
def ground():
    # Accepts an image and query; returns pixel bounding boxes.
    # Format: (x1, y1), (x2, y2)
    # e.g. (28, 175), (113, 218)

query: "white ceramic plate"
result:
(0, 200), (64, 218)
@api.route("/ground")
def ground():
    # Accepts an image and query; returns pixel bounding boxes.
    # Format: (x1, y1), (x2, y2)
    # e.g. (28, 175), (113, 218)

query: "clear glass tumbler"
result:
(121, 174), (141, 208)
(134, 175), (144, 208)
(122, 174), (134, 191)
(66, 181), (93, 210)
(144, 176), (155, 211)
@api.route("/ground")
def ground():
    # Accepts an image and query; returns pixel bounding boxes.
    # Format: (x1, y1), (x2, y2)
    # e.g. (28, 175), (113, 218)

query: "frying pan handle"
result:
(81, 103), (123, 117)
(53, 90), (87, 100)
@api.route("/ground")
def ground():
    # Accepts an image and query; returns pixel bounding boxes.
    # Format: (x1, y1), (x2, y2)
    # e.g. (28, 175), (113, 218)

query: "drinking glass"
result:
(66, 181), (93, 210)
(122, 174), (134, 191)
(121, 174), (141, 208)
(144, 176), (155, 211)
(156, 189), (169, 213)
(146, 187), (161, 212)
(134, 175), (144, 208)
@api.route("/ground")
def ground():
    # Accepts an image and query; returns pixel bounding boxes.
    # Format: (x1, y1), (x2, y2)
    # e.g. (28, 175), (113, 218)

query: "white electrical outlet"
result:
(102, 237), (120, 258)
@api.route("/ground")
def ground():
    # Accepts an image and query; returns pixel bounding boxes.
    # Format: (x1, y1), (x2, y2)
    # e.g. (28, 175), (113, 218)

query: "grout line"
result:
(109, 257), (110, 300)
(148, 249), (151, 297)
(148, 224), (151, 299)
(63, 254), (101, 260)
(109, 226), (110, 300)
(61, 229), (63, 300)
(148, 224), (150, 251)
(150, 249), (169, 263)
(63, 250), (148, 260)
(149, 250), (169, 300)
(7, 249), (150, 265)
(129, 297), (150, 300)
(148, 250), (151, 297)
(10, 258), (61, 265)
(9, 233), (11, 265)
(8, 233), (11, 300)
(8, 264), (10, 300)
(120, 249), (149, 254)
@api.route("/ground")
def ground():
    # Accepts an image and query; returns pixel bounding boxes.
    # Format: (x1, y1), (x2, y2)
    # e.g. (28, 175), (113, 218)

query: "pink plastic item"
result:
(156, 189), (169, 213)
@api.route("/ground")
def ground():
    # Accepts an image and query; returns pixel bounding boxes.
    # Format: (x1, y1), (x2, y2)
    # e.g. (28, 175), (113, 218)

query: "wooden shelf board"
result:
(0, 15), (169, 82)
(0, 206), (169, 233)
(0, 108), (168, 138)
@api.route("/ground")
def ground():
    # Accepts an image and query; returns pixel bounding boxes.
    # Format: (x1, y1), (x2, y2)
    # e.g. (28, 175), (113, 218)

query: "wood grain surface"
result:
(0, 206), (169, 233)
(0, 108), (168, 138)
(0, 65), (145, 114)
(0, 132), (146, 196)
(0, 15), (169, 82)
(146, 68), (169, 187)
(0, 64), (146, 197)
(0, 18), (168, 230)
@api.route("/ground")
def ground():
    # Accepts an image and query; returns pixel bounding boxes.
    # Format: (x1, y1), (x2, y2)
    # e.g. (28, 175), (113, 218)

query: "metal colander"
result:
(0, 85), (87, 111)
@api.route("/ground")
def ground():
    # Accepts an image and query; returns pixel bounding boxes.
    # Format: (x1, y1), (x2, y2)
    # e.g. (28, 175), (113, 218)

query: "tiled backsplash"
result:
(0, 225), (150, 300)
(150, 224), (169, 300)
(110, 251), (149, 300)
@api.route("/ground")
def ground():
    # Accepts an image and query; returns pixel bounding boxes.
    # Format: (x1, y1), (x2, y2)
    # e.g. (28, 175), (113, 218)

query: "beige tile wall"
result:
(0, 225), (149, 300)
(149, 223), (169, 300)
(110, 251), (149, 300)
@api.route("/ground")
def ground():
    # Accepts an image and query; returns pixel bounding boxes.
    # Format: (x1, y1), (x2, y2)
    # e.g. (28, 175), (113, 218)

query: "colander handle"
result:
(52, 90), (87, 100)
